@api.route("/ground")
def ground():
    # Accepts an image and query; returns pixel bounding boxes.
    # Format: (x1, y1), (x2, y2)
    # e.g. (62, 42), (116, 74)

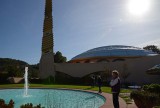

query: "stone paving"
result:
(85, 90), (137, 108)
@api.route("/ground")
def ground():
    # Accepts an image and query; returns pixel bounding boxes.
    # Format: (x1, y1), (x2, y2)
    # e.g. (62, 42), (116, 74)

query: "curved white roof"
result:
(72, 45), (157, 60)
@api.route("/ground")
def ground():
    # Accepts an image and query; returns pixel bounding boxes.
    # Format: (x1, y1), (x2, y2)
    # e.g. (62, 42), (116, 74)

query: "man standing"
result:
(110, 70), (121, 108)
(97, 75), (102, 93)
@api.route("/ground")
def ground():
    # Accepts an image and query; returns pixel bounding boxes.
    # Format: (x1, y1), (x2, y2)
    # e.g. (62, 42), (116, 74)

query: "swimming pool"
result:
(0, 89), (105, 108)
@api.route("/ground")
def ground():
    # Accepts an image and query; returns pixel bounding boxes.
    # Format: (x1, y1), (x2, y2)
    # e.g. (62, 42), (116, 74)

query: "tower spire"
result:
(42, 0), (54, 54)
(39, 0), (55, 79)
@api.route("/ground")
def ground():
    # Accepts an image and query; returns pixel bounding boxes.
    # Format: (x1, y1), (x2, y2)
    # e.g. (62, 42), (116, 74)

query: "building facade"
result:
(56, 55), (160, 85)
(38, 0), (160, 85)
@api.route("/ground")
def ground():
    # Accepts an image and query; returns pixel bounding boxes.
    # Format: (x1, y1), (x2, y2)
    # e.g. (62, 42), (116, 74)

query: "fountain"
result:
(24, 67), (28, 96)
(0, 67), (105, 107)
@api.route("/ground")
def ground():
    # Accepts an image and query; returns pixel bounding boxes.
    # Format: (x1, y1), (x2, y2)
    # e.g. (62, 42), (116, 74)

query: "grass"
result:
(0, 84), (131, 93)
(119, 93), (133, 104)
(121, 97), (133, 104)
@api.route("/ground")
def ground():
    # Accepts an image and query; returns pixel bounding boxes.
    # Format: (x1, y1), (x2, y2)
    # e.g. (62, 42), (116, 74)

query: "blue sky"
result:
(0, 0), (160, 64)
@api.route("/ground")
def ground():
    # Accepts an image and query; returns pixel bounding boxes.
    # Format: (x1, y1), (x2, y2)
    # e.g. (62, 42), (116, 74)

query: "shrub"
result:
(130, 84), (160, 108)
(154, 106), (160, 108)
(42, 76), (55, 84)
(20, 103), (44, 108)
(143, 84), (160, 94)
(0, 99), (14, 108)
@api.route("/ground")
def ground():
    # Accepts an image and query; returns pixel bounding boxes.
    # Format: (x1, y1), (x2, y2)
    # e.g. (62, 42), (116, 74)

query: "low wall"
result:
(55, 55), (160, 85)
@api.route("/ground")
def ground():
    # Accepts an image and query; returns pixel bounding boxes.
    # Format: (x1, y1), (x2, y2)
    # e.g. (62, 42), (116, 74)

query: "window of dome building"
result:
(112, 58), (125, 62)
(97, 59), (109, 63)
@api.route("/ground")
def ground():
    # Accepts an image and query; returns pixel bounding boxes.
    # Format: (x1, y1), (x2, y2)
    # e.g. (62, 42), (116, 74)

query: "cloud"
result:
(137, 38), (160, 48)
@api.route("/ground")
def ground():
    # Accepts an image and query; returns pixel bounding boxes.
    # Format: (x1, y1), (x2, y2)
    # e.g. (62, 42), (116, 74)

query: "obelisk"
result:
(39, 0), (55, 79)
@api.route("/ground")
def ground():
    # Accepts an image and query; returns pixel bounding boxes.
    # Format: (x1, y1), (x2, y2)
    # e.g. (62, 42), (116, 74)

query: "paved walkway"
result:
(82, 90), (137, 108)
(100, 92), (137, 108)
(127, 102), (137, 108)
(100, 92), (126, 108)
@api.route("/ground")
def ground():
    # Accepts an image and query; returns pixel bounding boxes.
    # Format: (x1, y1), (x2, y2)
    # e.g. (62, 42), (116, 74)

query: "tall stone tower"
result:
(39, 0), (55, 79)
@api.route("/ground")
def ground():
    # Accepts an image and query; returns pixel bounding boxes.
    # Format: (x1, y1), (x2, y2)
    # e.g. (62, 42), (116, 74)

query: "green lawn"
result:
(0, 84), (131, 93)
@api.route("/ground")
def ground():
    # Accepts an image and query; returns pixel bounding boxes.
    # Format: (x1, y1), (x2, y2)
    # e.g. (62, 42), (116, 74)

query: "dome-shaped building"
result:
(70, 45), (157, 63)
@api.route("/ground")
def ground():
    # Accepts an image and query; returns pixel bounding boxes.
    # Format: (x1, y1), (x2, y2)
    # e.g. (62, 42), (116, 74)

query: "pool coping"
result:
(0, 87), (127, 108)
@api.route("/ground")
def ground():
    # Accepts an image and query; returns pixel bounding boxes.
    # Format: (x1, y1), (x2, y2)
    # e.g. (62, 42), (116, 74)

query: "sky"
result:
(0, 0), (160, 64)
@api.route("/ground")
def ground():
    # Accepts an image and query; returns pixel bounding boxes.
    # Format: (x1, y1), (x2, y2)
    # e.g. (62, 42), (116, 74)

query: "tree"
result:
(6, 66), (16, 77)
(143, 45), (160, 54)
(5, 65), (23, 77)
(28, 65), (39, 78)
(54, 51), (67, 63)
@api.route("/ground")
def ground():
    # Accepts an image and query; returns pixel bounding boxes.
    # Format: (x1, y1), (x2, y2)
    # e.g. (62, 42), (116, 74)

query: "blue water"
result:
(0, 89), (105, 108)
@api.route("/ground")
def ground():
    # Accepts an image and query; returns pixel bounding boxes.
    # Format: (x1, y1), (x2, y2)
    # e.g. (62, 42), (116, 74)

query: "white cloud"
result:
(137, 39), (160, 48)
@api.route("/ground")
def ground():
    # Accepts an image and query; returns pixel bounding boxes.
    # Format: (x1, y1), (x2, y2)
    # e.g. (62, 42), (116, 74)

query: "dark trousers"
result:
(98, 85), (102, 93)
(112, 93), (119, 108)
(98, 83), (102, 93)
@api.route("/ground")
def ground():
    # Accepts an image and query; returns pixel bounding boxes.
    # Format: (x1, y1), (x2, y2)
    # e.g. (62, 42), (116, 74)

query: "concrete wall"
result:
(55, 55), (160, 85)
(39, 52), (55, 78)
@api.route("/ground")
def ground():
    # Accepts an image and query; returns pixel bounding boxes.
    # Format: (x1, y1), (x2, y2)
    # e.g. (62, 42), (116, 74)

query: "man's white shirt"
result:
(110, 77), (119, 86)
